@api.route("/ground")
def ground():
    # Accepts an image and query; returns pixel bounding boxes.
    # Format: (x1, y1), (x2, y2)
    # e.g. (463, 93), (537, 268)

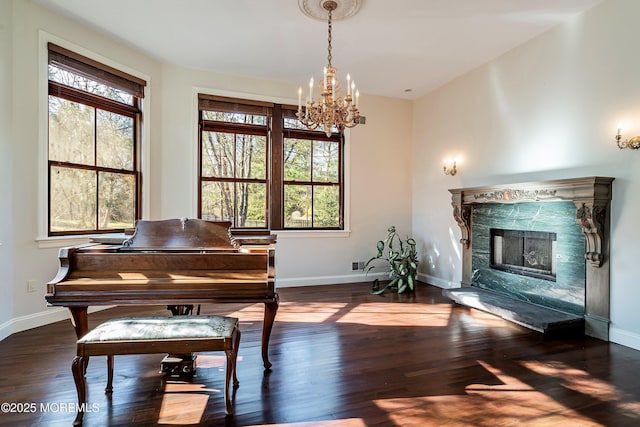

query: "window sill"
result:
(36, 233), (128, 249)
(275, 229), (351, 239)
(37, 229), (351, 249)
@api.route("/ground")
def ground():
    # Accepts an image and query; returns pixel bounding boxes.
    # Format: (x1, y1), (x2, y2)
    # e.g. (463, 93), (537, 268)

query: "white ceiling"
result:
(33, 0), (603, 100)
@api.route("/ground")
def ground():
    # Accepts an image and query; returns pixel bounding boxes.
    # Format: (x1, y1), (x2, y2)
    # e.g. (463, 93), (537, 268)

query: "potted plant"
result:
(365, 226), (418, 294)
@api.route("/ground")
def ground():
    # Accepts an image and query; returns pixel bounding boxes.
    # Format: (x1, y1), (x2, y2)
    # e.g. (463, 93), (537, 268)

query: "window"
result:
(47, 43), (145, 236)
(198, 96), (270, 228)
(198, 95), (343, 230)
(282, 115), (342, 228)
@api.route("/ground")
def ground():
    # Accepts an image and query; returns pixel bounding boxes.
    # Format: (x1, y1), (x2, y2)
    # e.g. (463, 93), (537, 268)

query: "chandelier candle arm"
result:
(297, 0), (362, 137)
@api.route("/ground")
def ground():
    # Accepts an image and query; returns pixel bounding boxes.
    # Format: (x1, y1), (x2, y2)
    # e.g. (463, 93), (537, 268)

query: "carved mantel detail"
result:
(473, 188), (557, 203)
(452, 205), (472, 249)
(575, 202), (607, 267)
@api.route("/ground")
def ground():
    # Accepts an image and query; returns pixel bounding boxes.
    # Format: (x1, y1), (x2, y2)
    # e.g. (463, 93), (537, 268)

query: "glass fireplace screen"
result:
(490, 228), (557, 282)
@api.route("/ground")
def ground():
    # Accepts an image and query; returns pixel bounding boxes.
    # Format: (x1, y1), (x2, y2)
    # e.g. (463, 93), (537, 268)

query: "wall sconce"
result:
(616, 125), (640, 150)
(443, 159), (457, 176)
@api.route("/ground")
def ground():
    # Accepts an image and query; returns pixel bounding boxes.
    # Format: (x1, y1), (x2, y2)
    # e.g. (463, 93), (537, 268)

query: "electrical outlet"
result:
(351, 261), (365, 271)
(27, 280), (36, 293)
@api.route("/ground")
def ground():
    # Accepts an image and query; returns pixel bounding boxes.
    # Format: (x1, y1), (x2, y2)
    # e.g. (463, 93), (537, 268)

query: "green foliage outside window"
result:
(283, 138), (340, 228)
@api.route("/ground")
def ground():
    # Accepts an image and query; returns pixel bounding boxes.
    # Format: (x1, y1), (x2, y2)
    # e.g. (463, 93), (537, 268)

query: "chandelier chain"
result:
(327, 9), (333, 67)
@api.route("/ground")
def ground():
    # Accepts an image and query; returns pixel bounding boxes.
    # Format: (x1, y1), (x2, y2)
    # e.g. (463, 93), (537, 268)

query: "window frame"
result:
(38, 35), (150, 244)
(198, 96), (271, 230)
(197, 95), (346, 232)
(279, 109), (344, 230)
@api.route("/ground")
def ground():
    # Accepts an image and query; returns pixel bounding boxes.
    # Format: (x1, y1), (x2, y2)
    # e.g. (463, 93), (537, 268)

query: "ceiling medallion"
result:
(298, 0), (364, 21)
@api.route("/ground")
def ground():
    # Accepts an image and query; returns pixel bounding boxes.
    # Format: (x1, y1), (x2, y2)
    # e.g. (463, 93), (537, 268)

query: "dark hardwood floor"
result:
(1, 282), (640, 426)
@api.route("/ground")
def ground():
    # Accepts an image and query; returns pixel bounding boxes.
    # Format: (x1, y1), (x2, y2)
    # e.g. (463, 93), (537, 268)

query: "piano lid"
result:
(122, 218), (238, 251)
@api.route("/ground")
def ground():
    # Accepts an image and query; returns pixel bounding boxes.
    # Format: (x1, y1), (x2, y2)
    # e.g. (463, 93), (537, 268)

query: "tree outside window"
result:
(199, 108), (269, 228)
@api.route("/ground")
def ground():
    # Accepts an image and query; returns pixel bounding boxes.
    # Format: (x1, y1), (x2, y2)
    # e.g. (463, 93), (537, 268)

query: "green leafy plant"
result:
(365, 226), (418, 295)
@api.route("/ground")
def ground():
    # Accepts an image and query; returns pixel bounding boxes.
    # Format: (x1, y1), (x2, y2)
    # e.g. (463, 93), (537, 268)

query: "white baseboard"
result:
(277, 272), (458, 289)
(276, 271), (388, 288)
(0, 306), (114, 341)
(418, 272), (458, 289)
(609, 325), (640, 352)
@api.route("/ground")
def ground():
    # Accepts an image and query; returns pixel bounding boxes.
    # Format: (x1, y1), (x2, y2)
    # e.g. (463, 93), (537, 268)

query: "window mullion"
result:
(233, 133), (238, 227)
(310, 140), (314, 228)
(94, 108), (99, 231)
(270, 106), (284, 229)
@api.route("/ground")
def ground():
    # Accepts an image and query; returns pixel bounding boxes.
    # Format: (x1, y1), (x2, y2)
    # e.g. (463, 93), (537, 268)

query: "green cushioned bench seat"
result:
(71, 315), (240, 426)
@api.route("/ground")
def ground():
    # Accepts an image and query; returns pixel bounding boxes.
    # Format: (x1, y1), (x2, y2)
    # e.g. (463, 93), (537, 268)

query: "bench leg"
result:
(224, 329), (241, 415)
(106, 355), (114, 393)
(233, 329), (241, 387)
(72, 356), (87, 426)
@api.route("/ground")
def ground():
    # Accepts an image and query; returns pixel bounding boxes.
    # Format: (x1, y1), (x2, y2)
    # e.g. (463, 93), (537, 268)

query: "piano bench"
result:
(71, 315), (241, 426)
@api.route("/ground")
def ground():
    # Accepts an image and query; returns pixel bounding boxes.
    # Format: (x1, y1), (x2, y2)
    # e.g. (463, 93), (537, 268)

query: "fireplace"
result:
(449, 177), (614, 340)
(490, 228), (557, 282)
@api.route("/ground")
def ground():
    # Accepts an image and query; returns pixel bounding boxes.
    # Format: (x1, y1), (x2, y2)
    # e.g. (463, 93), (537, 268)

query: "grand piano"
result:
(45, 218), (278, 369)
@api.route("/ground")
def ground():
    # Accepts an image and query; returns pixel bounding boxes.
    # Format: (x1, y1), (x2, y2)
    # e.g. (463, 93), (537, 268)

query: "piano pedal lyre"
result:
(167, 304), (200, 316)
(161, 304), (201, 375)
(161, 354), (197, 376)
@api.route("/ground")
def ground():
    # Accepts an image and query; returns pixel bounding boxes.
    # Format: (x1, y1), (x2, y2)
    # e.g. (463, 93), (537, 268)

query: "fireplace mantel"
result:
(449, 176), (614, 340)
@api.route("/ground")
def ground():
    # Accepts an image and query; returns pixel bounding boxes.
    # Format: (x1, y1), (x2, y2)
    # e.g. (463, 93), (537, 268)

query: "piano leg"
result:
(69, 307), (90, 374)
(71, 355), (87, 426)
(69, 306), (89, 339)
(262, 293), (280, 370)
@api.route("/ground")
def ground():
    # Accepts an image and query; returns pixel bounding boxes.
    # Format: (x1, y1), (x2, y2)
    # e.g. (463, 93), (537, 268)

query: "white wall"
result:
(412, 0), (640, 350)
(0, 0), (15, 339)
(1, 0), (412, 338)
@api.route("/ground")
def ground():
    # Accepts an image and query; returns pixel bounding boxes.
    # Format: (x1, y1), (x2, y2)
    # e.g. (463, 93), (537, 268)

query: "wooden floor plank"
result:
(1, 282), (639, 426)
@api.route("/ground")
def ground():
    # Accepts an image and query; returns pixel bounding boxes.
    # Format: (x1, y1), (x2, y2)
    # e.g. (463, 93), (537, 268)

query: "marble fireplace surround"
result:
(449, 176), (614, 340)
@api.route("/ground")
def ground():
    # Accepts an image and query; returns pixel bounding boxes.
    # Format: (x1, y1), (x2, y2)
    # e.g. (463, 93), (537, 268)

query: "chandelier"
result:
(297, 0), (362, 137)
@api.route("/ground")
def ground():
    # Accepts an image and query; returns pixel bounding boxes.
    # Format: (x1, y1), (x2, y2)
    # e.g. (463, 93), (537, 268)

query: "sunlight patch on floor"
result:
(374, 359), (604, 426)
(193, 353), (244, 369)
(158, 382), (215, 424)
(229, 302), (349, 323)
(229, 301), (455, 326)
(336, 303), (452, 327)
(521, 360), (618, 400)
(521, 360), (640, 418)
(373, 393), (603, 427)
(246, 420), (366, 427)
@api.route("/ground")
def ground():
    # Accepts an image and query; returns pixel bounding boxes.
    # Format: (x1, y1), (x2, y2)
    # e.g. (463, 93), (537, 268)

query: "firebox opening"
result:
(490, 228), (557, 282)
